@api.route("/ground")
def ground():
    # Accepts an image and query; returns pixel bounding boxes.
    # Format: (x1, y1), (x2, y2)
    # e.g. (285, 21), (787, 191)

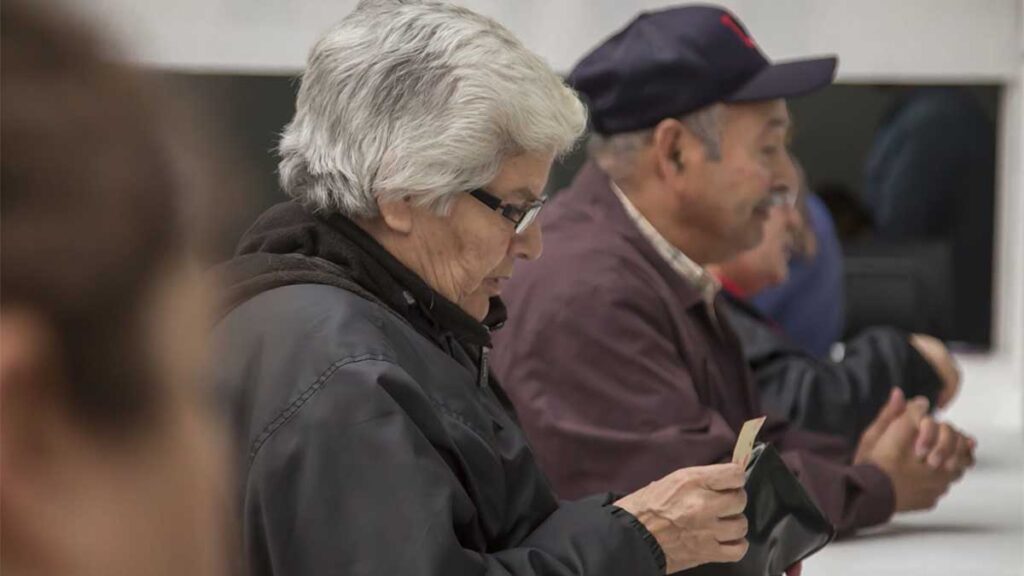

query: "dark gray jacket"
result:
(210, 202), (664, 576)
(720, 291), (942, 446)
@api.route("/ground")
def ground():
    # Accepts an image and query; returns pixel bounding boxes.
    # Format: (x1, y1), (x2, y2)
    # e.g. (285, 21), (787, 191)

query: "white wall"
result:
(948, 76), (1024, 431)
(66, 0), (1019, 80)
(948, 0), (1024, 430)
(946, 0), (1024, 430)
(63, 0), (1024, 427)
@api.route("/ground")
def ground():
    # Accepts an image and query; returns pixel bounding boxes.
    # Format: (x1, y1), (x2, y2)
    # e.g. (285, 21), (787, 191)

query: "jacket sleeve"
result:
(493, 277), (893, 537)
(768, 425), (896, 536)
(735, 321), (902, 534)
(242, 356), (665, 576)
(842, 327), (944, 408)
(751, 324), (943, 446)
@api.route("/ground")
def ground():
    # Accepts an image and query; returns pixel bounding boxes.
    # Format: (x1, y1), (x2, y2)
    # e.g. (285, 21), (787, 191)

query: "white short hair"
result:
(588, 105), (723, 180)
(278, 0), (586, 217)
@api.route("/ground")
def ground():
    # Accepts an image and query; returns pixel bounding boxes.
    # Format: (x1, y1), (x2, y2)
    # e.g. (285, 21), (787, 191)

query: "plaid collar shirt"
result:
(611, 181), (722, 325)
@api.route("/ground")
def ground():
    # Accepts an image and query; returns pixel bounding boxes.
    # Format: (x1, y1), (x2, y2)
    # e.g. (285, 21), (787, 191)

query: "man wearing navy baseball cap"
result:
(493, 3), (972, 541)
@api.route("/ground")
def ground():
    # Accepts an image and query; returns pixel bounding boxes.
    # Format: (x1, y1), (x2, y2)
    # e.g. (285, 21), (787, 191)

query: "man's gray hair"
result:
(588, 104), (723, 180)
(278, 0), (587, 217)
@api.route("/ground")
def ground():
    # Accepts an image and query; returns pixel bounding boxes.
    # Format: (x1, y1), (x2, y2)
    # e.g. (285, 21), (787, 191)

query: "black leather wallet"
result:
(684, 443), (835, 576)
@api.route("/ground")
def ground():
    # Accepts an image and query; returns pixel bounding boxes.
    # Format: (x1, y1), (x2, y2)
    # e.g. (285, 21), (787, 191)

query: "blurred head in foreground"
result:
(1, 2), (228, 575)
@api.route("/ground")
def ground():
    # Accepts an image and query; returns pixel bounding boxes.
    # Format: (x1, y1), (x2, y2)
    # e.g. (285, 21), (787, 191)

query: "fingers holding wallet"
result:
(615, 463), (749, 572)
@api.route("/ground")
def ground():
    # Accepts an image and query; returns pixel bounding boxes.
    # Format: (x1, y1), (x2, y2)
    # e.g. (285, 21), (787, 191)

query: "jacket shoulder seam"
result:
(246, 353), (396, 469)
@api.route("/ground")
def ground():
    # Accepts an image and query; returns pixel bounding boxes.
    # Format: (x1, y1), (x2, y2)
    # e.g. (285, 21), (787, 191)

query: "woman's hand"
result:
(615, 463), (748, 573)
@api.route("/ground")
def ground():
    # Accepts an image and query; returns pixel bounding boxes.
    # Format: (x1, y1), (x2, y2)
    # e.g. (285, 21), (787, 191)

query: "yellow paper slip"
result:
(732, 416), (767, 467)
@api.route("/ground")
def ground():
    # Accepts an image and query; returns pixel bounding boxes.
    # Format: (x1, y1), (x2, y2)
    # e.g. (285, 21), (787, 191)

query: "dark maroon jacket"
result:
(491, 162), (895, 535)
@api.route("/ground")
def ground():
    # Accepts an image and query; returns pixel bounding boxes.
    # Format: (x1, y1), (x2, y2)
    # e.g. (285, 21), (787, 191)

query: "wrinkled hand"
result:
(854, 388), (973, 512)
(910, 333), (961, 409)
(615, 463), (748, 573)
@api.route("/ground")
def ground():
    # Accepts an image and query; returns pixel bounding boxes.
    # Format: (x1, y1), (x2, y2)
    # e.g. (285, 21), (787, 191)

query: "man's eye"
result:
(762, 146), (779, 156)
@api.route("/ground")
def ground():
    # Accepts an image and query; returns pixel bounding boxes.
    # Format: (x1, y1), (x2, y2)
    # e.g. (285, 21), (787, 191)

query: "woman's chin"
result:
(459, 292), (491, 322)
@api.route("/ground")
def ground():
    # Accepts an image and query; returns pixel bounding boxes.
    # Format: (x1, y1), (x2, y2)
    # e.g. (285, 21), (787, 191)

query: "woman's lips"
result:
(485, 278), (505, 295)
(482, 277), (506, 295)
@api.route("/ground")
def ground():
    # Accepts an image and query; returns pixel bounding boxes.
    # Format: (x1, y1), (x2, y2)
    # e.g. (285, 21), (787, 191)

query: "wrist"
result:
(852, 463), (898, 527)
(609, 505), (667, 574)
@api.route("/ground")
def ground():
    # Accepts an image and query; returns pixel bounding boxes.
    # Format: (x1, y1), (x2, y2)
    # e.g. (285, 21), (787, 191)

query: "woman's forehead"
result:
(489, 153), (554, 201)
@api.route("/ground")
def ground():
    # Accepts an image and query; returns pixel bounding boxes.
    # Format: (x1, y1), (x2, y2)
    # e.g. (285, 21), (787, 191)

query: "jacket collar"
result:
(563, 162), (705, 310)
(321, 209), (502, 348)
(222, 201), (498, 349)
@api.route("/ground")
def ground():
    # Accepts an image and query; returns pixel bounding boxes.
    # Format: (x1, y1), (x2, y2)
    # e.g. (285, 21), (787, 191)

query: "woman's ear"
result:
(376, 197), (415, 235)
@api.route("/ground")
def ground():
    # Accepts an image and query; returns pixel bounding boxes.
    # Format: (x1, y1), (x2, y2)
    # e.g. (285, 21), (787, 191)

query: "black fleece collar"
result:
(217, 201), (503, 349)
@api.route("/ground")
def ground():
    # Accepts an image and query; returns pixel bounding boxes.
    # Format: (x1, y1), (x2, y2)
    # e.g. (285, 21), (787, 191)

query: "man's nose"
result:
(775, 149), (798, 189)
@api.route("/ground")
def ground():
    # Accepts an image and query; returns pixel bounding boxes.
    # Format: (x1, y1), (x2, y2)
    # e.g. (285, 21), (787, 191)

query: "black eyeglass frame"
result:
(468, 188), (546, 234)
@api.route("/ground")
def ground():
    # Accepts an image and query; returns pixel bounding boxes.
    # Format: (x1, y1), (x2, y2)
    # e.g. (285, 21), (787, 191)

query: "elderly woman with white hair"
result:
(212, 2), (748, 575)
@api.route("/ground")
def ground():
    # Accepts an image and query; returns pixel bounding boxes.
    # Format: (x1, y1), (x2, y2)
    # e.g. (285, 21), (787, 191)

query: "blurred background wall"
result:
(54, 0), (1024, 429)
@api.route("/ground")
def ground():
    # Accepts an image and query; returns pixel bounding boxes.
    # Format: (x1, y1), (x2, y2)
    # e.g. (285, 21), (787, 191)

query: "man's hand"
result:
(854, 387), (908, 466)
(615, 463), (748, 573)
(913, 415), (977, 476)
(854, 389), (973, 512)
(910, 333), (961, 409)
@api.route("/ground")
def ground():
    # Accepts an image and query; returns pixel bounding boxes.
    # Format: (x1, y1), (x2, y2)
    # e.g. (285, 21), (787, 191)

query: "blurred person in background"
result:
(748, 184), (846, 358)
(492, 4), (974, 537)
(864, 88), (994, 240)
(211, 1), (751, 575)
(864, 87), (996, 345)
(709, 155), (965, 447)
(1, 2), (230, 575)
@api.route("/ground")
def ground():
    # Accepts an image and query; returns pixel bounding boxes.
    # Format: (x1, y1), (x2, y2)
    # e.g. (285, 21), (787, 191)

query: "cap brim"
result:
(724, 56), (837, 102)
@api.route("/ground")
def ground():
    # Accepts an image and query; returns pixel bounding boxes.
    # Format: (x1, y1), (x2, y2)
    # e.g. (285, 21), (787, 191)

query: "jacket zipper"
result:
(478, 346), (490, 389)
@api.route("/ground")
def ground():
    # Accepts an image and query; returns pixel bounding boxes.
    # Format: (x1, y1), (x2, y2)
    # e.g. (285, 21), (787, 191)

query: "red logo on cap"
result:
(721, 14), (756, 48)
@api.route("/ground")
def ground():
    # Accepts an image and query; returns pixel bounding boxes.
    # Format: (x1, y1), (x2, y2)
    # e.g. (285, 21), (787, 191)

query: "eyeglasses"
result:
(468, 188), (546, 234)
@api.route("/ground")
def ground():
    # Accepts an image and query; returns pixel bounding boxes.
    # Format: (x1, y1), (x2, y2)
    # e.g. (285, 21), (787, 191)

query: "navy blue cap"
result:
(569, 5), (838, 135)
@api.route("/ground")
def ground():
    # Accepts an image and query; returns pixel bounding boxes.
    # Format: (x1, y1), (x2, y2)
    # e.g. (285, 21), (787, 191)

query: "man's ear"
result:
(376, 197), (414, 235)
(651, 118), (687, 179)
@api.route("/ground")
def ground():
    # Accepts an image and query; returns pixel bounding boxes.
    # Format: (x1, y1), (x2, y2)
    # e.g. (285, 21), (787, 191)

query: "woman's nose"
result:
(511, 221), (543, 261)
